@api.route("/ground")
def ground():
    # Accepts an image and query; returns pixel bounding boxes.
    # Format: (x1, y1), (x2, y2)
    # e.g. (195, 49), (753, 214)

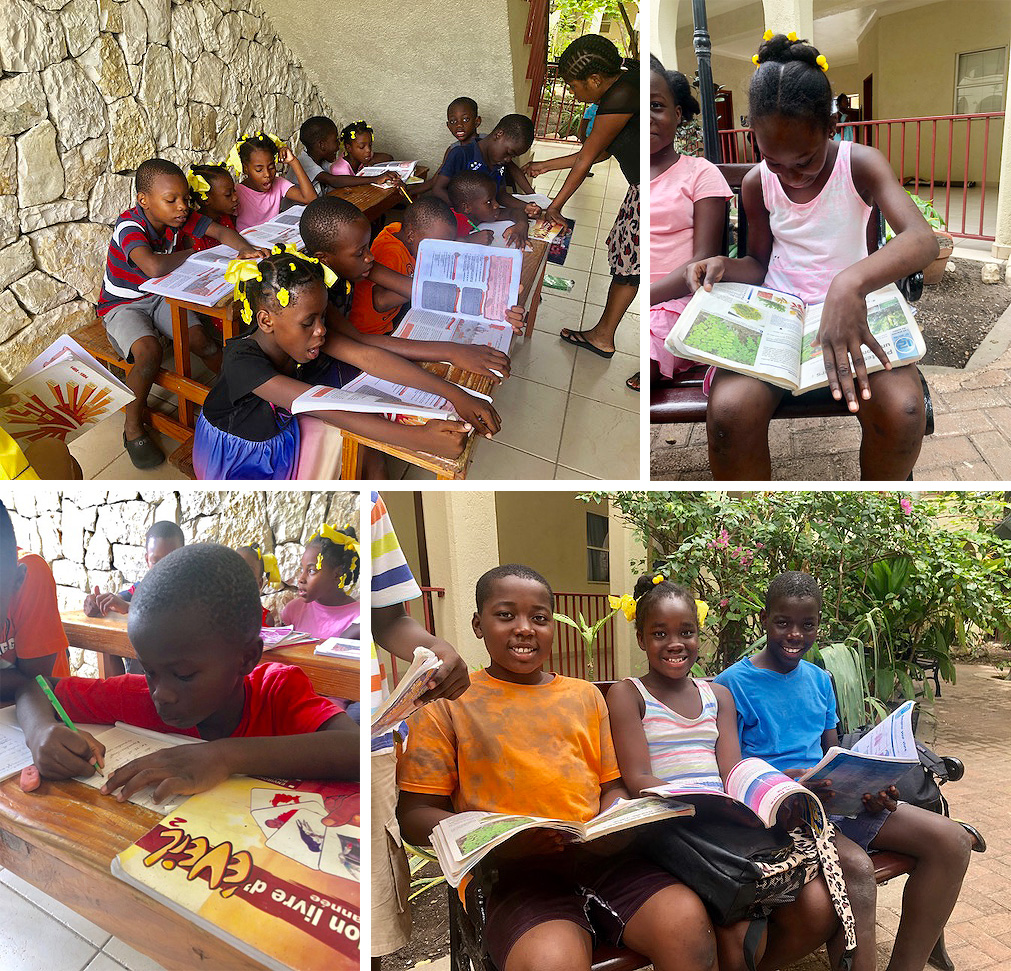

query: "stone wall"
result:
(0, 0), (334, 382)
(1, 487), (359, 675)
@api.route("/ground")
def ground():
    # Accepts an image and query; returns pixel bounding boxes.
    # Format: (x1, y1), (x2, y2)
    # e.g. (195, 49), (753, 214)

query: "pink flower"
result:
(900, 497), (912, 516)
(719, 597), (729, 608)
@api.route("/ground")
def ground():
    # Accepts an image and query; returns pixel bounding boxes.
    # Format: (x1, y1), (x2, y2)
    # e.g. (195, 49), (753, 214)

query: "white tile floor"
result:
(67, 140), (641, 482)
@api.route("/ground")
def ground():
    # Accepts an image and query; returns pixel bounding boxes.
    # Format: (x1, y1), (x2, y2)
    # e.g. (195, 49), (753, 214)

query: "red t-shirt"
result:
(185, 213), (237, 252)
(54, 662), (341, 738)
(1, 550), (70, 678)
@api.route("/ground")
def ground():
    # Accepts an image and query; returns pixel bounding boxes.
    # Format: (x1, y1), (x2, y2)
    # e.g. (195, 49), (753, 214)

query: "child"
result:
(397, 564), (718, 971)
(649, 57), (732, 391)
(328, 120), (400, 189)
(607, 577), (857, 971)
(298, 116), (401, 194)
(281, 525), (361, 641)
(686, 33), (938, 480)
(192, 249), (475, 479)
(229, 131), (317, 232)
(16, 543), (357, 802)
(0, 499), (70, 701)
(715, 571), (973, 971)
(98, 158), (264, 468)
(183, 165), (242, 251)
(447, 171), (526, 248)
(235, 543), (281, 627)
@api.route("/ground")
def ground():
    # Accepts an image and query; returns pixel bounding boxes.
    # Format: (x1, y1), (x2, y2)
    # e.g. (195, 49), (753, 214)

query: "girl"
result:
(192, 248), (472, 480)
(327, 120), (401, 190)
(229, 132), (317, 232)
(649, 57), (732, 391)
(236, 543), (282, 626)
(281, 526), (360, 641)
(606, 577), (862, 971)
(184, 165), (248, 251)
(524, 34), (638, 369)
(687, 33), (938, 480)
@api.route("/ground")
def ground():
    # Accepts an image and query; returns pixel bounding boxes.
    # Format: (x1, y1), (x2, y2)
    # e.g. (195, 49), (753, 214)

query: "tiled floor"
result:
(67, 140), (641, 482)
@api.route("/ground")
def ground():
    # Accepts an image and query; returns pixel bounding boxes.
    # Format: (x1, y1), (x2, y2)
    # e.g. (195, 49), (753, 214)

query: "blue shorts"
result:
(193, 412), (299, 480)
(831, 807), (891, 851)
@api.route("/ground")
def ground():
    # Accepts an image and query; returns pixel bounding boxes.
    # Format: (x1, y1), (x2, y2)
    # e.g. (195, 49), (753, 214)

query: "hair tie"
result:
(816, 54), (829, 72)
(652, 574), (664, 585)
(787, 31), (798, 41)
(226, 132), (285, 176)
(225, 257), (262, 324)
(186, 169), (211, 202)
(752, 54), (760, 66)
(762, 29), (773, 41)
(272, 245), (338, 289)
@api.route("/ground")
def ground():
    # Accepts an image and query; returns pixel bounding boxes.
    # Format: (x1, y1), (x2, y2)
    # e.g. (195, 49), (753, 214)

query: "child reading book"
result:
(298, 116), (401, 193)
(715, 571), (974, 971)
(183, 165), (249, 252)
(281, 525), (361, 641)
(328, 120), (400, 189)
(685, 33), (938, 480)
(16, 543), (358, 803)
(229, 131), (317, 232)
(447, 171), (526, 248)
(397, 563), (719, 971)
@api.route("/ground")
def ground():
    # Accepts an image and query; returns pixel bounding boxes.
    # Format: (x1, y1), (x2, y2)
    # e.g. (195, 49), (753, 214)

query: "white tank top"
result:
(759, 140), (872, 304)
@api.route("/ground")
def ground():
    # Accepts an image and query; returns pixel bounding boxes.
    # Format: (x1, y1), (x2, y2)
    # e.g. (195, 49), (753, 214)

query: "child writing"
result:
(715, 571), (974, 971)
(686, 33), (938, 480)
(397, 563), (718, 971)
(99, 158), (264, 469)
(447, 171), (527, 248)
(16, 543), (357, 803)
(192, 248), (476, 479)
(649, 57), (732, 391)
(235, 543), (282, 627)
(281, 525), (361, 641)
(298, 116), (401, 193)
(230, 131), (317, 232)
(607, 577), (861, 971)
(328, 120), (401, 190)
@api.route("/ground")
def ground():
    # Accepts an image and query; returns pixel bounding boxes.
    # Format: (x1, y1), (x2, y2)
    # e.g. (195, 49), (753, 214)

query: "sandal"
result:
(559, 329), (615, 360)
(626, 372), (640, 392)
(123, 431), (165, 469)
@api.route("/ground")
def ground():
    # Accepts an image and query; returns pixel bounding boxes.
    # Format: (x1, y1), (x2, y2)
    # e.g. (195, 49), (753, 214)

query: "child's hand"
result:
(277, 145), (294, 165)
(467, 230), (495, 246)
(448, 345), (511, 382)
(237, 246), (269, 260)
(523, 160), (549, 179)
(413, 418), (472, 458)
(524, 203), (543, 218)
(504, 220), (529, 249)
(504, 303), (527, 335)
(861, 786), (900, 814)
(448, 391), (501, 439)
(492, 828), (568, 862)
(686, 256), (728, 293)
(101, 743), (230, 804)
(380, 174), (403, 186)
(95, 593), (130, 616)
(30, 724), (105, 780)
(83, 586), (103, 617)
(815, 284), (891, 412)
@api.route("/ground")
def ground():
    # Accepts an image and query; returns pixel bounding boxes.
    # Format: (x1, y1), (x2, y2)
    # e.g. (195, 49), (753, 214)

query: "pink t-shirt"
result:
(329, 158), (355, 177)
(235, 177), (294, 231)
(280, 597), (360, 639)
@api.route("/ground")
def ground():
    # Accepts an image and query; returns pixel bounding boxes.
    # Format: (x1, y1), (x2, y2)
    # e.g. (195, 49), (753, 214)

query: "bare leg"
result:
(760, 876), (840, 970)
(188, 321), (222, 374)
(716, 919), (768, 971)
(706, 370), (785, 480)
(856, 366), (924, 480)
(503, 919), (593, 971)
(124, 335), (163, 441)
(362, 447), (389, 479)
(622, 884), (718, 971)
(833, 832), (879, 971)
(560, 277), (637, 354)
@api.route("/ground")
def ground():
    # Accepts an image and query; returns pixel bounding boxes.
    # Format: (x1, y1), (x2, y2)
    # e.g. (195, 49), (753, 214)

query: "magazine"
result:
(529, 216), (575, 266)
(1, 336), (133, 444)
(432, 795), (695, 887)
(359, 160), (417, 180)
(260, 626), (316, 650)
(314, 637), (360, 659)
(111, 775), (360, 971)
(665, 282), (925, 394)
(796, 701), (919, 816)
(370, 646), (443, 739)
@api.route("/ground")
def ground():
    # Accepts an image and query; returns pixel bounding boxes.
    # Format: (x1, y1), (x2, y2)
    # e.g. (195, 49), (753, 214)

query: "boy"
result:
(99, 158), (265, 468)
(447, 170), (527, 248)
(0, 500), (70, 701)
(296, 115), (343, 195)
(397, 564), (717, 971)
(715, 572), (973, 971)
(16, 543), (358, 803)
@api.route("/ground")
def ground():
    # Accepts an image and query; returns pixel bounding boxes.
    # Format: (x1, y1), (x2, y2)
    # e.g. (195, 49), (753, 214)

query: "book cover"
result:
(112, 775), (360, 971)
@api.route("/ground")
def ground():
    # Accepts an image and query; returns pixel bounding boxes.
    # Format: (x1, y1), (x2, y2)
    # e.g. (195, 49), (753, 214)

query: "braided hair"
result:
(650, 54), (700, 123)
(559, 33), (632, 81)
(239, 250), (326, 329)
(238, 133), (282, 165)
(632, 575), (698, 636)
(306, 525), (361, 590)
(188, 163), (231, 206)
(341, 120), (374, 147)
(749, 33), (834, 131)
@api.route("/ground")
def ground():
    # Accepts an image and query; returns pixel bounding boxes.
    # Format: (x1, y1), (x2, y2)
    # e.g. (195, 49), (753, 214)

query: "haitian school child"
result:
(182, 165), (241, 251)
(0, 499), (70, 702)
(649, 57), (732, 393)
(98, 158), (265, 469)
(192, 249), (476, 480)
(281, 525), (361, 641)
(328, 120), (400, 189)
(715, 571), (974, 971)
(397, 564), (719, 971)
(607, 577), (862, 971)
(298, 116), (401, 194)
(229, 131), (317, 232)
(235, 543), (283, 627)
(686, 33), (939, 480)
(16, 543), (358, 801)
(447, 171), (527, 248)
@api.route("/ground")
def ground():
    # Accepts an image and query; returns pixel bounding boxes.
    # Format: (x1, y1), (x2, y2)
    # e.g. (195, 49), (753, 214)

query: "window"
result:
(586, 512), (609, 583)
(955, 47), (1007, 114)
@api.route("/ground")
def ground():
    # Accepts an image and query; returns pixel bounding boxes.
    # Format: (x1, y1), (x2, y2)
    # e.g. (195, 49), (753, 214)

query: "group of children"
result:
(387, 561), (972, 971)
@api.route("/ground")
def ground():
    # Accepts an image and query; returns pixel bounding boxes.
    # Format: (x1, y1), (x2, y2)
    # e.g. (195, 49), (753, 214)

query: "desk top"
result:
(328, 182), (402, 222)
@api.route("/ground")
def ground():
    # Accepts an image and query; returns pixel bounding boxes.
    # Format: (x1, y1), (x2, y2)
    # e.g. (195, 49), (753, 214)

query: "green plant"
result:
(405, 843), (445, 902)
(884, 191), (948, 241)
(554, 602), (622, 679)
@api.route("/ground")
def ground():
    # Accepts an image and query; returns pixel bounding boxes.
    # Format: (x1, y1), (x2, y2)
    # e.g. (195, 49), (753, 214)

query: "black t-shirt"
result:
(596, 69), (639, 186)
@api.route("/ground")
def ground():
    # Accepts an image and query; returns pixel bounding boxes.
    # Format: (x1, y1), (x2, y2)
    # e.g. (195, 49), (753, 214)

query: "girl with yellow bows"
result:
(228, 132), (318, 233)
(282, 524), (361, 641)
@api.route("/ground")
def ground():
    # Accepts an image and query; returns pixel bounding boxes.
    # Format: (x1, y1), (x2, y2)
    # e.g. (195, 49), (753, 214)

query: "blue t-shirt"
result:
(714, 656), (838, 774)
(439, 140), (505, 187)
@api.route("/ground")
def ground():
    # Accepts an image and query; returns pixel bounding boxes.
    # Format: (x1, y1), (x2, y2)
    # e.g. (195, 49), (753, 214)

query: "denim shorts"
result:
(831, 806), (892, 851)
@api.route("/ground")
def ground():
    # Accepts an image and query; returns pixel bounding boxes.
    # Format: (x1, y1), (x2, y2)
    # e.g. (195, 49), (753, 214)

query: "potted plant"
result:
(886, 191), (953, 284)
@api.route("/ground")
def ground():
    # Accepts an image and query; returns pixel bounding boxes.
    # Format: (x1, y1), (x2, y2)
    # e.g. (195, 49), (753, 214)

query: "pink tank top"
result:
(759, 140), (871, 304)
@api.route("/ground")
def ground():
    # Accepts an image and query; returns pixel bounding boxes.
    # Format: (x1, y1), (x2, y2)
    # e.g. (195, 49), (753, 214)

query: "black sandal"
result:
(123, 431), (165, 469)
(625, 372), (640, 392)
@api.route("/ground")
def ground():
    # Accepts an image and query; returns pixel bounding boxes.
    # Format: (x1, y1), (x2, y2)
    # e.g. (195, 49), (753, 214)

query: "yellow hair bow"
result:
(652, 574), (664, 585)
(816, 54), (829, 72)
(187, 169), (211, 201)
(787, 31), (798, 42)
(309, 523), (360, 571)
(249, 545), (282, 587)
(752, 54), (760, 66)
(696, 600), (709, 627)
(225, 258), (263, 285)
(269, 244), (339, 289)
(762, 29), (773, 41)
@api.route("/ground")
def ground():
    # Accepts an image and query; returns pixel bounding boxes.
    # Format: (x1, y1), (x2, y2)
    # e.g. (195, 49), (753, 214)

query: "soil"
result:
(916, 257), (1011, 367)
(383, 857), (451, 970)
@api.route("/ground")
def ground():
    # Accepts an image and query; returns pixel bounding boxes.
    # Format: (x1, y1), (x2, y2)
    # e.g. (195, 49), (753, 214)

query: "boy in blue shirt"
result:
(716, 572), (973, 971)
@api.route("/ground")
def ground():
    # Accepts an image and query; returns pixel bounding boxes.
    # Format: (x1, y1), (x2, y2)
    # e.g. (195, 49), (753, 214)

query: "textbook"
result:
(289, 376), (463, 423)
(111, 775), (360, 971)
(359, 160), (417, 180)
(314, 637), (360, 659)
(796, 700), (920, 817)
(664, 282), (925, 394)
(370, 646), (443, 739)
(139, 245), (237, 306)
(0, 335), (133, 445)
(260, 626), (316, 650)
(432, 795), (695, 887)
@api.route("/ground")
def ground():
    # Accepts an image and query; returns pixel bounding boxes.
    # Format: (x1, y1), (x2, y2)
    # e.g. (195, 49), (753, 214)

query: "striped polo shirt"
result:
(98, 205), (210, 316)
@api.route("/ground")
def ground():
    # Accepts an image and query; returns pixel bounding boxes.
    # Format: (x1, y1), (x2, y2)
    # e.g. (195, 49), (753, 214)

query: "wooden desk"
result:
(61, 612), (360, 701)
(329, 182), (402, 222)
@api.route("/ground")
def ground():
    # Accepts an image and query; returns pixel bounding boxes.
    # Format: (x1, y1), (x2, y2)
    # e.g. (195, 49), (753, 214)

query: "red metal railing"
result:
(533, 62), (586, 141)
(551, 592), (617, 681)
(717, 112), (1004, 241)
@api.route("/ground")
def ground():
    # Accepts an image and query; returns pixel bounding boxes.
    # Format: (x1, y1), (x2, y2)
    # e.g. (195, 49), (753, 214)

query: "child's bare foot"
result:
(560, 327), (615, 359)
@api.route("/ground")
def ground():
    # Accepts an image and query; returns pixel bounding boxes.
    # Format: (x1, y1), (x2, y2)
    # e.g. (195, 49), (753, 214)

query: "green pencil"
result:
(35, 674), (103, 777)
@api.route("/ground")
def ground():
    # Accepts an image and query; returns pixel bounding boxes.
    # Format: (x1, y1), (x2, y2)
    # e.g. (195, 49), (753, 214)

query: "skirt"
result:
(193, 412), (300, 480)
(606, 183), (640, 279)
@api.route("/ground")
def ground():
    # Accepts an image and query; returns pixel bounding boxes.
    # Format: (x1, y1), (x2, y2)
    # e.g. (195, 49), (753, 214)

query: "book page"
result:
(512, 192), (552, 208)
(370, 646), (442, 738)
(725, 757), (826, 833)
(851, 700), (917, 760)
(392, 309), (513, 359)
(290, 378), (460, 421)
(242, 214), (304, 248)
(139, 250), (236, 306)
(797, 748), (918, 817)
(0, 724), (34, 781)
(582, 795), (694, 840)
(359, 161), (417, 180)
(473, 220), (524, 249)
(412, 238), (522, 323)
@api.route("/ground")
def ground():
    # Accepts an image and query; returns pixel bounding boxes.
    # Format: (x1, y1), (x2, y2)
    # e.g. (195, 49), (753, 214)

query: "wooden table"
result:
(329, 182), (403, 223)
(61, 612), (361, 701)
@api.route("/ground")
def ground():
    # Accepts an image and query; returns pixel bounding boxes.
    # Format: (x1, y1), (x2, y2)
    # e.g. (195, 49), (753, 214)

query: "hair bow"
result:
(250, 544), (282, 587)
(225, 257), (262, 324)
(187, 169), (211, 201)
(816, 54), (829, 72)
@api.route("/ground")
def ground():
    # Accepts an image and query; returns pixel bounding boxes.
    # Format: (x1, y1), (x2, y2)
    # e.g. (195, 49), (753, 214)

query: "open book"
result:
(370, 646), (443, 740)
(796, 701), (919, 817)
(665, 282), (925, 394)
(314, 637), (360, 659)
(260, 625), (315, 650)
(432, 795), (695, 887)
(289, 375), (468, 423)
(1, 335), (133, 444)
(359, 160), (417, 180)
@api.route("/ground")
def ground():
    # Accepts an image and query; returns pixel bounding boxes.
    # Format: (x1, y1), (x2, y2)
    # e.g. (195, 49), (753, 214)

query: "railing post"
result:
(692, 0), (723, 164)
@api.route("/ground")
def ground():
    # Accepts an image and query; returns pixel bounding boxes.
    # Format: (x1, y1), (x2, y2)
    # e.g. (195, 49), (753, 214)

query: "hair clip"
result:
(652, 574), (664, 585)
(787, 31), (798, 41)
(277, 287), (290, 307)
(752, 54), (760, 66)
(762, 29), (773, 41)
(186, 169), (211, 201)
(816, 54), (829, 72)
(316, 551), (324, 571)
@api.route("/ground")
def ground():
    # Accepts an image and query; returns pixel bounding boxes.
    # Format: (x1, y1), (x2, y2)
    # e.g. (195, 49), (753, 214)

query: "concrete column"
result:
(421, 491), (500, 671)
(761, 0), (814, 40)
(991, 57), (1011, 258)
(652, 0), (681, 70)
(607, 503), (647, 681)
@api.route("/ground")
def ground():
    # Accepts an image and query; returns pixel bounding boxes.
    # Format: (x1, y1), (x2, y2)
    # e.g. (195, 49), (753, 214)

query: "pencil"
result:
(399, 185), (413, 205)
(467, 218), (480, 232)
(35, 674), (103, 777)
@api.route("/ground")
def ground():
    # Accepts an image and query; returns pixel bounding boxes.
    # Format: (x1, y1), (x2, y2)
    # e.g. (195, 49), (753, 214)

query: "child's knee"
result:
(706, 381), (774, 449)
(835, 834), (877, 899)
(862, 372), (925, 446)
(929, 817), (974, 873)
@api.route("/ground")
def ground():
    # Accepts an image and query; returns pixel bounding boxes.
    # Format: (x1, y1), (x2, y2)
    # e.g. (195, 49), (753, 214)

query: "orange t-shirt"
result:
(1, 550), (71, 678)
(349, 223), (413, 335)
(398, 669), (619, 823)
